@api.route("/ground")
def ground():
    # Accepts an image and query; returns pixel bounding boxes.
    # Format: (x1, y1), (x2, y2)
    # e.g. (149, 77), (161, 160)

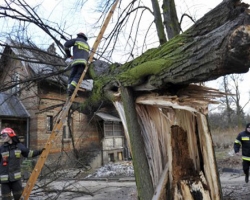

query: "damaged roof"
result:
(0, 93), (30, 118)
(2, 38), (93, 91)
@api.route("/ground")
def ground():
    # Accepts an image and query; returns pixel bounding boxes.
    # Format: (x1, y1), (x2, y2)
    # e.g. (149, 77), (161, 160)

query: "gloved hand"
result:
(65, 57), (73, 64)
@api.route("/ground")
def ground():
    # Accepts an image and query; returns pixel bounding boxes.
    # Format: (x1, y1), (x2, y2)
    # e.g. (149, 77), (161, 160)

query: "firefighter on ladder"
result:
(64, 32), (90, 96)
(0, 128), (44, 200)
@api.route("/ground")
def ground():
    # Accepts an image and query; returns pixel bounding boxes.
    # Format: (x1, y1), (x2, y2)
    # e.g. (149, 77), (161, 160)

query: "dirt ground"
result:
(216, 148), (249, 200)
(28, 179), (137, 200)
(25, 163), (137, 200)
(221, 173), (250, 200)
(10, 148), (250, 199)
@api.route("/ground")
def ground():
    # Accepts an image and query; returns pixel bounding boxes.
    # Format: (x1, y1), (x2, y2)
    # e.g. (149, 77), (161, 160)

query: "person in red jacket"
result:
(0, 128), (44, 200)
(64, 32), (90, 96)
(234, 123), (250, 183)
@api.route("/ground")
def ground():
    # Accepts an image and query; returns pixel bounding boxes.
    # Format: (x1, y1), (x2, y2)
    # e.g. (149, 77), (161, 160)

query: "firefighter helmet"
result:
(1, 128), (16, 137)
(77, 32), (88, 41)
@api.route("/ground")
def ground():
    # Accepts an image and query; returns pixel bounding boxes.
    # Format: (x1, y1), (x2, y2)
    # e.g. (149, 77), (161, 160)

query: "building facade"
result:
(0, 40), (128, 168)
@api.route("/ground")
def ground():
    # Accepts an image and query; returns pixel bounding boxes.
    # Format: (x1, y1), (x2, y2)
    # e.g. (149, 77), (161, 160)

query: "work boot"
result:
(67, 85), (75, 97)
(245, 173), (249, 183)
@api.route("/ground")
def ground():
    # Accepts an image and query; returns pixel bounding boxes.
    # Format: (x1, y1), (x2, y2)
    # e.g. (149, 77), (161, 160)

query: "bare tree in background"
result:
(209, 74), (249, 130)
(221, 76), (234, 127)
(2, 0), (250, 199)
(228, 74), (246, 126)
(0, 0), (200, 63)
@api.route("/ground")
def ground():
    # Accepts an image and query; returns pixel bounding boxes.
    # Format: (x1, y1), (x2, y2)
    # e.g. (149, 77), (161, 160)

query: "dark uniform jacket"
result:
(64, 36), (90, 67)
(0, 142), (42, 183)
(234, 123), (250, 161)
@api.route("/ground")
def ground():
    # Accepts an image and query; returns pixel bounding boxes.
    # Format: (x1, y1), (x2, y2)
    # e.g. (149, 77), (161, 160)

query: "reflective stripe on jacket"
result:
(0, 143), (41, 183)
(234, 131), (250, 160)
(64, 37), (90, 67)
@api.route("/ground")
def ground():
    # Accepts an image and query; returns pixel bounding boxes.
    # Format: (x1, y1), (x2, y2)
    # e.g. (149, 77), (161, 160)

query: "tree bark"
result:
(162, 0), (180, 39)
(150, 0), (167, 44)
(120, 86), (154, 200)
(119, 11), (250, 90)
(89, 0), (250, 98)
(83, 1), (250, 199)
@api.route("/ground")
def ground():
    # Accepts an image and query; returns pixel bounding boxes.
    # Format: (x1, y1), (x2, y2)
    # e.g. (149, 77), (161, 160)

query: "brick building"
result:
(0, 40), (129, 168)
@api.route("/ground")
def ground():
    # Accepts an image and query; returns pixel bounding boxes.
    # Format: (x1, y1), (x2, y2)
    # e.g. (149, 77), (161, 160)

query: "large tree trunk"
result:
(113, 98), (223, 199)
(88, 0), (250, 97)
(113, 86), (223, 199)
(84, 1), (250, 199)
(120, 86), (154, 200)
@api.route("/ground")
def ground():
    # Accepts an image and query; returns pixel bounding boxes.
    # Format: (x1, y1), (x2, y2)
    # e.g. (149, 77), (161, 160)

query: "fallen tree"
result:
(88, 0), (250, 99)
(83, 0), (250, 199)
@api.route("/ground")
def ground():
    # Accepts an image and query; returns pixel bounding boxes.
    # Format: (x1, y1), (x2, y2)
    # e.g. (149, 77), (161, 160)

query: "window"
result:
(104, 122), (123, 137)
(46, 116), (53, 131)
(11, 72), (20, 96)
(108, 153), (115, 162)
(63, 117), (72, 140)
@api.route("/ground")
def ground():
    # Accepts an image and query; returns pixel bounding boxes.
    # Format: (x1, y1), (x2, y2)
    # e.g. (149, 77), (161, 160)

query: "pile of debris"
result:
(86, 161), (134, 178)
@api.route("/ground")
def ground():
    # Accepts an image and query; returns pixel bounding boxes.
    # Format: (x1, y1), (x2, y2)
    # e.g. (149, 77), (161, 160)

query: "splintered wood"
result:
(136, 84), (225, 115)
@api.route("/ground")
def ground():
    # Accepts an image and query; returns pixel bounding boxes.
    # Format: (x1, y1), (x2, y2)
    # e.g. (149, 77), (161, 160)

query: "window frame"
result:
(46, 115), (53, 132)
(103, 121), (123, 137)
(11, 72), (20, 96)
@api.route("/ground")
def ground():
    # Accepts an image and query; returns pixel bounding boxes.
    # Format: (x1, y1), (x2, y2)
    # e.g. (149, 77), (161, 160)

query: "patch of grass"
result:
(215, 150), (228, 160)
(211, 128), (243, 170)
(211, 128), (241, 149)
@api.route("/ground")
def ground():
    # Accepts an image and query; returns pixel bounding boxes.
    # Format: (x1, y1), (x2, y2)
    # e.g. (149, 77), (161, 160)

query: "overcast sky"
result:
(28, 0), (223, 51)
(2, 0), (250, 113)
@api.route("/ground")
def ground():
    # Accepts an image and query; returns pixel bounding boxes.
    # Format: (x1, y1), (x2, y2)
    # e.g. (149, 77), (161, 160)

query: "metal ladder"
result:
(20, 1), (119, 199)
